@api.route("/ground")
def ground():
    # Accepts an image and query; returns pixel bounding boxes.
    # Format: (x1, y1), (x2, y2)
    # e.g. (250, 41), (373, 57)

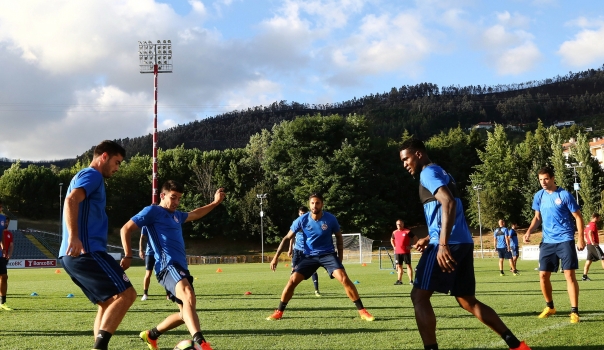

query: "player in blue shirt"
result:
(287, 206), (321, 296)
(400, 138), (529, 350)
(524, 166), (585, 324)
(59, 140), (136, 350)
(120, 180), (225, 350)
(139, 226), (155, 301)
(494, 220), (511, 276)
(507, 223), (520, 275)
(267, 193), (374, 322)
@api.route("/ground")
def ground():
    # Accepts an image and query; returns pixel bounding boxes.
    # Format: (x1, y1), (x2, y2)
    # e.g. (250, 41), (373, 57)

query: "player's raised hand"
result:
(214, 188), (226, 204)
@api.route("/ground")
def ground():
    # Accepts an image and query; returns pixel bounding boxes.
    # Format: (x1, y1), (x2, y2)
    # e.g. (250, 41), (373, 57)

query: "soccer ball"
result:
(173, 339), (202, 350)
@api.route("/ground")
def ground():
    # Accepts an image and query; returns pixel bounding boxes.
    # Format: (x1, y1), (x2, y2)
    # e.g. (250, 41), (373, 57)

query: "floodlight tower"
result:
(256, 193), (267, 263)
(138, 40), (173, 204)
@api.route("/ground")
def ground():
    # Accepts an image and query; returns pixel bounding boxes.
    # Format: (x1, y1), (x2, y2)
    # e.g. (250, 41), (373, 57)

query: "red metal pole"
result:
(152, 63), (158, 204)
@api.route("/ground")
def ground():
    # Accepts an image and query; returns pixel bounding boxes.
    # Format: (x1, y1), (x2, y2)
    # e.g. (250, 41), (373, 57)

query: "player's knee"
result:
(123, 287), (137, 304)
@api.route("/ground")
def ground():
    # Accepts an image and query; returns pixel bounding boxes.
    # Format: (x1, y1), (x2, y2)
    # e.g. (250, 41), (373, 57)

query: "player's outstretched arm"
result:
(64, 188), (87, 257)
(120, 220), (140, 270)
(270, 230), (295, 271)
(185, 188), (226, 223)
(572, 210), (585, 251)
(524, 211), (542, 243)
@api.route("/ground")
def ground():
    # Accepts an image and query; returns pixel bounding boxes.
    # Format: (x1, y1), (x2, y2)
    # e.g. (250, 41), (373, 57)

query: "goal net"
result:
(332, 233), (374, 264)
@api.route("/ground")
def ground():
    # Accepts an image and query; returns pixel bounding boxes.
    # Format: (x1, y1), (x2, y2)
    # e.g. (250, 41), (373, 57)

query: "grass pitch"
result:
(1, 259), (603, 349)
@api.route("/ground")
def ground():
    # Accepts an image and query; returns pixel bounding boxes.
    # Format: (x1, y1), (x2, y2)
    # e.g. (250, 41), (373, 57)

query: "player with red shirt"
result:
(582, 213), (604, 281)
(390, 220), (416, 285)
(0, 214), (14, 311)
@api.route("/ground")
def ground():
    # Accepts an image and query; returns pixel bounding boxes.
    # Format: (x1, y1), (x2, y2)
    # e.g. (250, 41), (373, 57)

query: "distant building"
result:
(554, 120), (576, 128)
(562, 137), (604, 168)
(473, 122), (494, 130)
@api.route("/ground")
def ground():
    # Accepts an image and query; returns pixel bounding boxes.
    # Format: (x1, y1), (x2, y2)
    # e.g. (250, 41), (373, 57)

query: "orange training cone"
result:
(216, 268), (223, 273)
(362, 263), (367, 267)
(55, 269), (61, 274)
(284, 264), (289, 267)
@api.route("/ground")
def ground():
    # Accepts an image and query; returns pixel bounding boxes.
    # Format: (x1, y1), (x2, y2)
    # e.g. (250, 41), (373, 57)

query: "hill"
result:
(8, 64), (602, 165)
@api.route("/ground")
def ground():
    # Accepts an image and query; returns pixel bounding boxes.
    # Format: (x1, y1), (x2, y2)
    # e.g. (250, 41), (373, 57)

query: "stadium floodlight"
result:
(472, 185), (484, 259)
(256, 194), (267, 263)
(59, 183), (63, 235)
(565, 162), (583, 204)
(138, 39), (173, 204)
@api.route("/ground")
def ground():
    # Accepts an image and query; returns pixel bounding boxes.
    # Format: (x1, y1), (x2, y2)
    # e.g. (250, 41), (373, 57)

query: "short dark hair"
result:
(592, 213), (600, 219)
(298, 206), (308, 213)
(161, 180), (184, 194)
(309, 192), (324, 201)
(400, 138), (426, 153)
(94, 140), (126, 159)
(538, 167), (554, 178)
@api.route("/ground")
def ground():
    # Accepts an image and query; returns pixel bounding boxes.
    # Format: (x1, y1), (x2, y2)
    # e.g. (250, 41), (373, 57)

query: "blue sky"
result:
(1, 0), (604, 160)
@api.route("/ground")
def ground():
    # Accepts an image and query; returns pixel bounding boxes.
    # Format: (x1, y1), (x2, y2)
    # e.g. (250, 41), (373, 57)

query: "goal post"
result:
(331, 233), (374, 264)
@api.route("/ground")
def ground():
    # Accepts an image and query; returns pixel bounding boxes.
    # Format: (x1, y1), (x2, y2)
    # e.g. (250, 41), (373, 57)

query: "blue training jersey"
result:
(532, 188), (580, 243)
(132, 205), (189, 275)
(419, 164), (473, 245)
(507, 228), (519, 247)
(493, 227), (508, 248)
(290, 211), (340, 256)
(59, 167), (108, 257)
(0, 214), (6, 230)
(141, 226), (154, 256)
(293, 230), (305, 251)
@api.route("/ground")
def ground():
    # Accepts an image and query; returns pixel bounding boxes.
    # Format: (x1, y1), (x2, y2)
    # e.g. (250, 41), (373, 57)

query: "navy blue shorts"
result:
(294, 252), (344, 279)
(0, 257), (7, 275)
(145, 254), (156, 271)
(395, 253), (412, 265)
(497, 248), (511, 259)
(539, 241), (578, 272)
(510, 246), (519, 258)
(414, 243), (476, 296)
(156, 264), (194, 305)
(61, 252), (133, 304)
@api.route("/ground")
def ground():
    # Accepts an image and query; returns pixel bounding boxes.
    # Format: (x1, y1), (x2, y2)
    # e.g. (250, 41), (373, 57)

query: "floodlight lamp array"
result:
(139, 40), (173, 73)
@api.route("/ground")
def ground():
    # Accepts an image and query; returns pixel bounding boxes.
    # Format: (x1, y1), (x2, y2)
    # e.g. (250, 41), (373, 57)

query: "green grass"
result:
(1, 259), (603, 349)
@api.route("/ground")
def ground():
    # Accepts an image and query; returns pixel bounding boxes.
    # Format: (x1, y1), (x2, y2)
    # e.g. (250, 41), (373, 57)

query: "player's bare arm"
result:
(185, 188), (226, 222)
(288, 238), (294, 257)
(139, 234), (146, 259)
(270, 230), (295, 271)
(572, 210), (585, 251)
(334, 231), (344, 263)
(64, 187), (87, 257)
(120, 219), (140, 270)
(524, 211), (542, 243)
(434, 185), (456, 272)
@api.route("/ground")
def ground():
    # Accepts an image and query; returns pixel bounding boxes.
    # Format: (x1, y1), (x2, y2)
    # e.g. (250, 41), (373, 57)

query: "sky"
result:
(2, 0), (604, 160)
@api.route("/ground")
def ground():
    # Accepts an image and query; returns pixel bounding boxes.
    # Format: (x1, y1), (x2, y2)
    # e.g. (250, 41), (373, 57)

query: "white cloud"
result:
(478, 12), (542, 75)
(558, 25), (604, 67)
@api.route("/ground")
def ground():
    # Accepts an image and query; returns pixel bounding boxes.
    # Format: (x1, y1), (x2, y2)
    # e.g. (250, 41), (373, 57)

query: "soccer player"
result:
(266, 193), (374, 322)
(524, 166), (585, 324)
(59, 140), (136, 350)
(287, 206), (321, 296)
(120, 180), (225, 350)
(0, 214), (14, 310)
(581, 213), (603, 281)
(139, 226), (154, 301)
(400, 138), (529, 350)
(507, 223), (520, 275)
(390, 219), (416, 285)
(494, 220), (511, 276)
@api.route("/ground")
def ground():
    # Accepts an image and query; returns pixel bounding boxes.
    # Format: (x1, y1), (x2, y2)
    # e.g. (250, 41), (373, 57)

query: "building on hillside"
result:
(562, 137), (604, 168)
(473, 122), (494, 130)
(554, 120), (576, 128)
